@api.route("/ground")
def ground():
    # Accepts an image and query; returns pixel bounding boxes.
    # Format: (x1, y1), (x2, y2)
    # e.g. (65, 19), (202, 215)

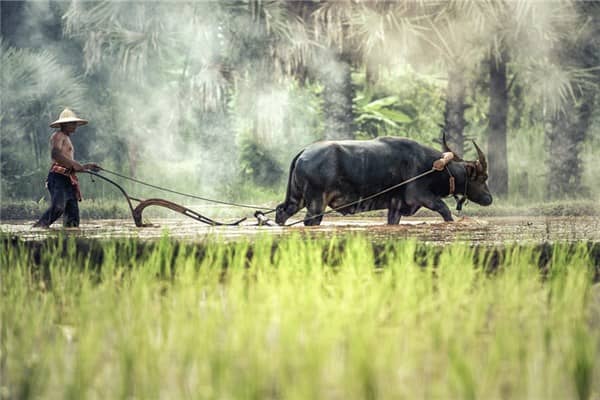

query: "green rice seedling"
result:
(571, 324), (596, 400)
(1, 234), (599, 399)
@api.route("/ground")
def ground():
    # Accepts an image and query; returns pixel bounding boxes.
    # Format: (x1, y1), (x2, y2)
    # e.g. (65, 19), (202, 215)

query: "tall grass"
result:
(1, 234), (599, 399)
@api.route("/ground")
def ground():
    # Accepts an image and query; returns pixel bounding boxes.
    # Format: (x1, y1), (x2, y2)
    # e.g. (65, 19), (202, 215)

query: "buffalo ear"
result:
(442, 131), (463, 162)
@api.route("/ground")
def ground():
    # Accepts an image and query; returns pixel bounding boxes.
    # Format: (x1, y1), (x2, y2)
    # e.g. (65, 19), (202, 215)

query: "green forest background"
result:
(1, 1), (599, 210)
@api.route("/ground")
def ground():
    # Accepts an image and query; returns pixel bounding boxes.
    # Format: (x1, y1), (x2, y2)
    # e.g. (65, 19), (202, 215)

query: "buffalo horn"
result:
(442, 131), (463, 161)
(472, 141), (487, 172)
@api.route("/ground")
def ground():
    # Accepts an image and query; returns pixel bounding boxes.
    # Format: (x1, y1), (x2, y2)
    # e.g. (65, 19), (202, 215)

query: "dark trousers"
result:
(35, 172), (80, 227)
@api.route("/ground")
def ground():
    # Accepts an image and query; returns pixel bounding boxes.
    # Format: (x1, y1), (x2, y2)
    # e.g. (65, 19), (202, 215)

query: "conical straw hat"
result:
(49, 108), (88, 128)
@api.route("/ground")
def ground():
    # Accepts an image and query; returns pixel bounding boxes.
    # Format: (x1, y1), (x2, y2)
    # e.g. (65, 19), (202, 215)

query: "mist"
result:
(1, 0), (598, 209)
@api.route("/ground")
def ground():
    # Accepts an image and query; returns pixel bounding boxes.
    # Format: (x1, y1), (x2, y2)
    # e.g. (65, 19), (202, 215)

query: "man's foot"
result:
(32, 221), (50, 228)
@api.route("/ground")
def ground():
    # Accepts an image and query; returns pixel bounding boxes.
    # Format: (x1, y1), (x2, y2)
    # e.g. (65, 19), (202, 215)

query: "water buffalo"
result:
(275, 135), (492, 226)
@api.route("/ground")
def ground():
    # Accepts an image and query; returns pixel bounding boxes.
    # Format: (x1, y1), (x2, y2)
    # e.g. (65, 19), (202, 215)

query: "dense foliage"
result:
(1, 1), (598, 207)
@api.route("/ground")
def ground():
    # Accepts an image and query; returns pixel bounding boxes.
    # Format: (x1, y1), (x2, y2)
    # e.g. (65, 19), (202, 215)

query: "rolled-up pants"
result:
(35, 172), (80, 227)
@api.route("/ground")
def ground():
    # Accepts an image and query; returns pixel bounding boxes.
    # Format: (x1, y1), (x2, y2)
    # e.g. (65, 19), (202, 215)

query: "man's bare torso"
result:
(50, 131), (74, 165)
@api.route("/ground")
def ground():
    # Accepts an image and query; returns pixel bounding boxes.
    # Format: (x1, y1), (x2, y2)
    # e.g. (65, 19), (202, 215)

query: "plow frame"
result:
(83, 171), (246, 227)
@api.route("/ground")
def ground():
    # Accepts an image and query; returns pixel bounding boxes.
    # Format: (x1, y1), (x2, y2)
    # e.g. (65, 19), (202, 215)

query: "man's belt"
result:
(50, 164), (72, 175)
(49, 163), (82, 201)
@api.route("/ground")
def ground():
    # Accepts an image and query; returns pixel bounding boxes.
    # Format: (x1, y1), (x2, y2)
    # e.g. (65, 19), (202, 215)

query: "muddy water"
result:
(2, 216), (599, 244)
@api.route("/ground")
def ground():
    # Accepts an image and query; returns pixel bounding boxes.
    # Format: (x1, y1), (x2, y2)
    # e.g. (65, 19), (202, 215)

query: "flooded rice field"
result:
(2, 215), (599, 244)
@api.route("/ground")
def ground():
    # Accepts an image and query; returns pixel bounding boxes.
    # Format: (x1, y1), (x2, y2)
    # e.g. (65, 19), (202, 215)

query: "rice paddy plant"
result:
(1, 234), (599, 399)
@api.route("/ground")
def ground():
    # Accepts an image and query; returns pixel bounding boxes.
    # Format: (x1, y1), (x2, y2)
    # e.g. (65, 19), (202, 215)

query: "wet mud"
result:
(2, 215), (599, 244)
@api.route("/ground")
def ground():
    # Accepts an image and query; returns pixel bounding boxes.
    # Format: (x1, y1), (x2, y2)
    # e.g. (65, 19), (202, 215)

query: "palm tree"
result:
(486, 47), (510, 196)
(477, 0), (571, 197)
(310, 0), (357, 139)
(540, 2), (600, 197)
(330, 0), (484, 156)
(0, 41), (86, 198)
(63, 1), (181, 175)
(63, 0), (326, 187)
(426, 0), (592, 199)
(310, 1), (430, 140)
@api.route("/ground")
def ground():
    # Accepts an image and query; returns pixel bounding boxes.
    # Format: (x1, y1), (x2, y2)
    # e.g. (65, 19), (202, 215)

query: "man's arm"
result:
(50, 135), (100, 172)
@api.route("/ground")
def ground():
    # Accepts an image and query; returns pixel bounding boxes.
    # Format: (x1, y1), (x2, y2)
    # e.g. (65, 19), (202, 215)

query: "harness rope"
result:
(286, 168), (439, 226)
(445, 165), (468, 214)
(98, 168), (274, 211)
(92, 163), (461, 227)
(83, 170), (247, 226)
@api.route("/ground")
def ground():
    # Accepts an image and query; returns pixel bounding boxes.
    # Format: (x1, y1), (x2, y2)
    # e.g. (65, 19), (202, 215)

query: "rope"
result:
(98, 168), (274, 211)
(93, 164), (445, 227)
(286, 168), (438, 226)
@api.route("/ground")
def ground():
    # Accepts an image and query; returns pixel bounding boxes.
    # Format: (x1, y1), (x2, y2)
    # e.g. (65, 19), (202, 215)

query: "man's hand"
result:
(83, 163), (102, 172)
(71, 162), (85, 172)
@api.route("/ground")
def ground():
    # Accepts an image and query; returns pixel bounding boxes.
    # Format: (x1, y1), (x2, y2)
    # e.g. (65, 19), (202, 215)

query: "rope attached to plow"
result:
(99, 168), (273, 211)
(85, 156), (452, 228)
(83, 171), (247, 227)
(284, 168), (438, 226)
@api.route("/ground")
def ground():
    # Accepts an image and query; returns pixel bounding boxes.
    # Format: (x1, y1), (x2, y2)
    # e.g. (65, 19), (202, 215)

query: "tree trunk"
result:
(573, 91), (595, 193)
(544, 105), (576, 198)
(545, 89), (595, 198)
(487, 52), (509, 197)
(30, 128), (41, 169)
(365, 50), (381, 88)
(510, 82), (523, 129)
(546, 1), (599, 198)
(321, 51), (355, 140)
(442, 67), (467, 155)
(127, 140), (139, 177)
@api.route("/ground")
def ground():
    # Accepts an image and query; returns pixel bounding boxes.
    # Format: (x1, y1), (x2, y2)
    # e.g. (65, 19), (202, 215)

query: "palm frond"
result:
(1, 41), (87, 167)
(312, 0), (355, 51)
(523, 59), (596, 116)
(272, 16), (318, 79)
(64, 1), (170, 78)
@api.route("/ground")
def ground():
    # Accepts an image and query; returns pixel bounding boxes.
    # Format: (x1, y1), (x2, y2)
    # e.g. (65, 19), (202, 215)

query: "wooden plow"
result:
(83, 171), (247, 227)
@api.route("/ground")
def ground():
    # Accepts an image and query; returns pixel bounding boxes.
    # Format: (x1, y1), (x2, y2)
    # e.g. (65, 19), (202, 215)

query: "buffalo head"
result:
(443, 133), (493, 206)
(275, 201), (301, 225)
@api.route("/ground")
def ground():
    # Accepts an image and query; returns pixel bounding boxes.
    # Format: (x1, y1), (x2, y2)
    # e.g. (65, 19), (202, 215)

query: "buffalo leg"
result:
(304, 191), (325, 226)
(423, 198), (453, 222)
(387, 198), (402, 225)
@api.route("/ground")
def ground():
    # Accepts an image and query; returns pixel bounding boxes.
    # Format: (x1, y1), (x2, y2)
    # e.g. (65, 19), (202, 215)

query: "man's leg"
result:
(33, 174), (67, 227)
(63, 197), (80, 227)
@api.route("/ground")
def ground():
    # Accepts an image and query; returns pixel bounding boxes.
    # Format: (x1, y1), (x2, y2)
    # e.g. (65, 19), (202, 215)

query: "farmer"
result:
(33, 108), (101, 228)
